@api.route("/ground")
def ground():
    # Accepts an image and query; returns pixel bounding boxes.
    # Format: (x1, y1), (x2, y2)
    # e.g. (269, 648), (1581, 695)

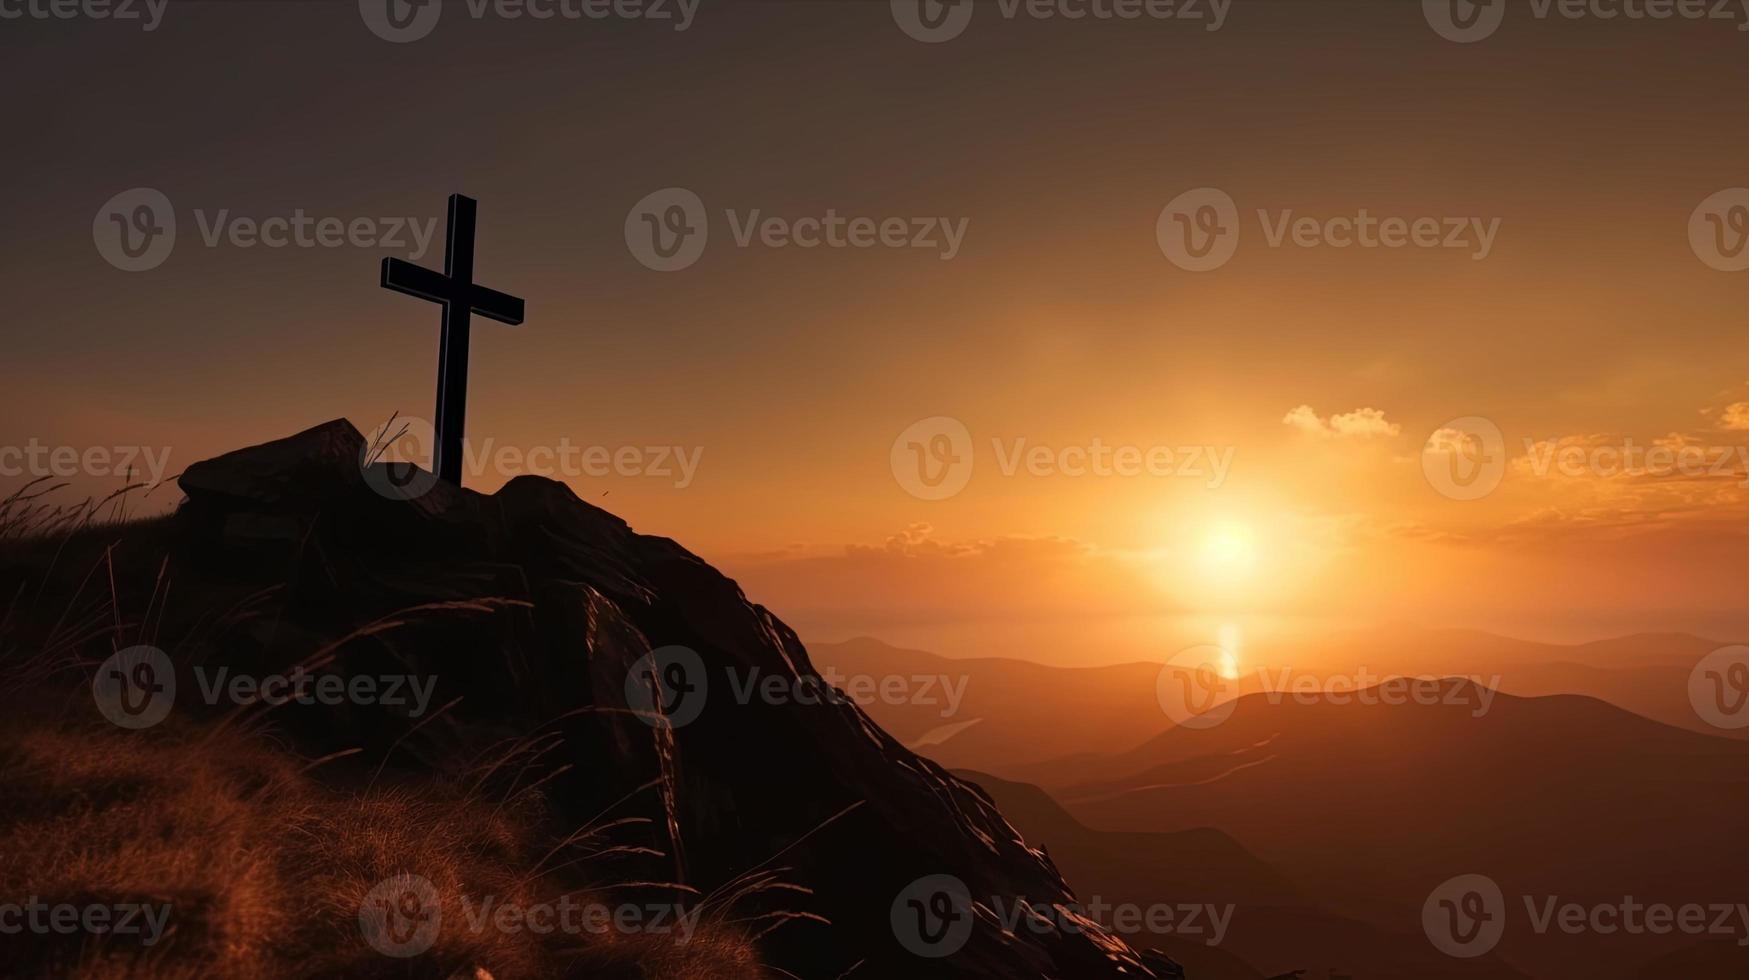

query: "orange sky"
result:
(6, 2), (1749, 663)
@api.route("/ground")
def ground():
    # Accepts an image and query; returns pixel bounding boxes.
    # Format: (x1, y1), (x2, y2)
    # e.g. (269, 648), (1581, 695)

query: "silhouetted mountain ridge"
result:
(0, 421), (1187, 980)
(1035, 683), (1749, 980)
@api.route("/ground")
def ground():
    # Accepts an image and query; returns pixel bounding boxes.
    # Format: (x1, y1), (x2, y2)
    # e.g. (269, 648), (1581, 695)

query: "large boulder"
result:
(168, 420), (1177, 980)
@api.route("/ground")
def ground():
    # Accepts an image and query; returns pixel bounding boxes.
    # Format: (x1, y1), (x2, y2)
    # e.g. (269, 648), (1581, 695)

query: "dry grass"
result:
(0, 476), (168, 546)
(0, 484), (778, 979)
(0, 711), (769, 979)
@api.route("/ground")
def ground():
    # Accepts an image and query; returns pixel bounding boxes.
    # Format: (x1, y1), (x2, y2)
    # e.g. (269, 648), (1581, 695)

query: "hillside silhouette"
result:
(0, 422), (1182, 980)
(1034, 685), (1749, 980)
(959, 770), (1536, 980)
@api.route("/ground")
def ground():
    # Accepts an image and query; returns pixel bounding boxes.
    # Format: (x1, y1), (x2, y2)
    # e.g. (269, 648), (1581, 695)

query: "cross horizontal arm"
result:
(380, 257), (452, 305)
(470, 285), (525, 325)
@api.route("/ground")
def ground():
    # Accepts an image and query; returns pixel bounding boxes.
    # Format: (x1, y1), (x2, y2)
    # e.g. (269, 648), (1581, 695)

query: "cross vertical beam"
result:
(381, 194), (526, 486)
(433, 194), (476, 487)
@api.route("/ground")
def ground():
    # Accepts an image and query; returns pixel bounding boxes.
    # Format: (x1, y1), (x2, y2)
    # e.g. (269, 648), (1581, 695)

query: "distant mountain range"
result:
(1029, 684), (1749, 978)
(820, 634), (1749, 980)
(1264, 629), (1747, 744)
(812, 630), (1748, 775)
(811, 636), (1175, 769)
(959, 769), (1533, 980)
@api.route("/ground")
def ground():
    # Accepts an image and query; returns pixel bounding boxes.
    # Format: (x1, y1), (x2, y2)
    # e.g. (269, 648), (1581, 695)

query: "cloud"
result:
(1424, 426), (1487, 456)
(1284, 405), (1402, 439)
(1399, 427), (1749, 547)
(845, 524), (1092, 563)
(1718, 402), (1749, 431)
(1698, 383), (1749, 431)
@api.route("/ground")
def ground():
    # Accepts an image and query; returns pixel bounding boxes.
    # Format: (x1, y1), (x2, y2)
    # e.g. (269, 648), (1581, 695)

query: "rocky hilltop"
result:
(8, 421), (1180, 979)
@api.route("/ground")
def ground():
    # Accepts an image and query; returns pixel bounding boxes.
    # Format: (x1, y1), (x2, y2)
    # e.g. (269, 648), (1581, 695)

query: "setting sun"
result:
(1198, 522), (1258, 580)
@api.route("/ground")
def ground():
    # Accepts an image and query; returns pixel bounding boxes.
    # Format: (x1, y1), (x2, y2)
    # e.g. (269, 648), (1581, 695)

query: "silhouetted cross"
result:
(380, 194), (525, 485)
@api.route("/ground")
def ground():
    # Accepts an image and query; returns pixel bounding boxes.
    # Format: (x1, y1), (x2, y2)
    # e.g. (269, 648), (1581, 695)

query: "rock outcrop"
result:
(169, 421), (1179, 980)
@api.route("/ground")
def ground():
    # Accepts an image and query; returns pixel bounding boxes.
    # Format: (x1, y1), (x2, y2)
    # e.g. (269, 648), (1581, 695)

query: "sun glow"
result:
(1216, 622), (1243, 678)
(1198, 522), (1258, 581)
